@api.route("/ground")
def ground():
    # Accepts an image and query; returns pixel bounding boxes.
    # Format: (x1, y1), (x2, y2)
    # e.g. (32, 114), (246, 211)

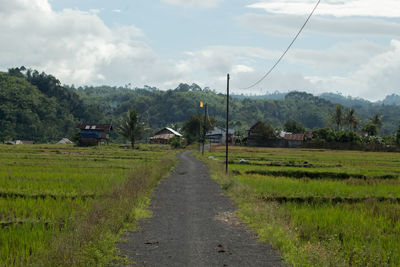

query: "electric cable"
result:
(241, 0), (321, 90)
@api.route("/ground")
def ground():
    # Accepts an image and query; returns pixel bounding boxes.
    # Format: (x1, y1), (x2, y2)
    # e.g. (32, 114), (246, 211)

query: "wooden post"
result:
(202, 103), (207, 156)
(226, 74), (230, 174)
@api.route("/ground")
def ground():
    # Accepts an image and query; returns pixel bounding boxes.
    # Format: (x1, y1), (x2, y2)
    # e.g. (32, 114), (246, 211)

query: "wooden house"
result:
(76, 123), (113, 146)
(246, 121), (281, 147)
(247, 122), (312, 148)
(150, 127), (182, 144)
(283, 133), (305, 148)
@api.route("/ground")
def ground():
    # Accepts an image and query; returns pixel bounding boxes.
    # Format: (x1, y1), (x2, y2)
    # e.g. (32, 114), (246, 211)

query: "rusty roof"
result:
(283, 134), (304, 141)
(150, 133), (176, 140)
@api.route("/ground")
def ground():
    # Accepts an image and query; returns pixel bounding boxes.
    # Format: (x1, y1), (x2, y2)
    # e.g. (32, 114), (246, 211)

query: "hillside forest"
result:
(1, 67), (400, 143)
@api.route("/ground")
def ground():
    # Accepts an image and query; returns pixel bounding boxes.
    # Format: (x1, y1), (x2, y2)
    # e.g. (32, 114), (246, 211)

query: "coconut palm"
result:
(117, 110), (144, 149)
(371, 114), (383, 130)
(332, 105), (344, 130)
(346, 108), (359, 130)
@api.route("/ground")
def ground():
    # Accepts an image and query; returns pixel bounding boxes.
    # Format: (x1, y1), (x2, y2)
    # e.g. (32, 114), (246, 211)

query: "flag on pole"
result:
(200, 101), (204, 108)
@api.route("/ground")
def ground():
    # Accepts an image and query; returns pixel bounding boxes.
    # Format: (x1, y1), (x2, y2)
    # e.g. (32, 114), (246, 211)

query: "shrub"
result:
(168, 136), (183, 148)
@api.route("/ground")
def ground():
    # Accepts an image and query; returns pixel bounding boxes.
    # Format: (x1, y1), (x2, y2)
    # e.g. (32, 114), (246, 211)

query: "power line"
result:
(241, 0), (321, 90)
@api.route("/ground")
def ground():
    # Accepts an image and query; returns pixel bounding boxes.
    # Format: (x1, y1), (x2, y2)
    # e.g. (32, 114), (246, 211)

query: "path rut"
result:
(118, 152), (282, 266)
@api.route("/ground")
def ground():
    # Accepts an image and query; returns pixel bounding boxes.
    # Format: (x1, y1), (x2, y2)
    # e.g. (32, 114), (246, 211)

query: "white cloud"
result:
(161, 0), (223, 8)
(173, 45), (316, 93)
(175, 46), (280, 76)
(248, 0), (400, 18)
(238, 13), (400, 37)
(176, 42), (400, 100)
(0, 0), (180, 87)
(306, 40), (400, 100)
(2, 0), (398, 101)
(112, 9), (121, 13)
(232, 65), (254, 74)
(287, 41), (387, 71)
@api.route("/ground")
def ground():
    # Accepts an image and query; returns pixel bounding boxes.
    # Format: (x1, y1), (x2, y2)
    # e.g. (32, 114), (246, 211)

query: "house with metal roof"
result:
(150, 127), (182, 144)
(76, 123), (113, 146)
(57, 138), (73, 144)
(206, 127), (235, 144)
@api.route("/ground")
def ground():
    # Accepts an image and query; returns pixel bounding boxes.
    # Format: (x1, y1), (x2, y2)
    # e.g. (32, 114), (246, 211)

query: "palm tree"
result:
(371, 114), (383, 130)
(332, 105), (344, 130)
(396, 125), (400, 145)
(346, 108), (359, 131)
(117, 110), (144, 149)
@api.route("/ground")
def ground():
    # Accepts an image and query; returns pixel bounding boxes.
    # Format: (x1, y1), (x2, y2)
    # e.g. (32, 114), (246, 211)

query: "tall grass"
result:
(0, 144), (176, 266)
(201, 146), (400, 266)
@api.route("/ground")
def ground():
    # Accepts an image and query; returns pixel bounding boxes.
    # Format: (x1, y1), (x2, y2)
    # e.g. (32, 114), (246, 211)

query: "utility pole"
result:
(226, 74), (230, 174)
(202, 103), (207, 156)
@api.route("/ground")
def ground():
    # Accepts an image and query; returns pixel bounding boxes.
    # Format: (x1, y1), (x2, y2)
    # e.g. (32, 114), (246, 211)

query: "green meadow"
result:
(204, 146), (400, 266)
(0, 144), (175, 266)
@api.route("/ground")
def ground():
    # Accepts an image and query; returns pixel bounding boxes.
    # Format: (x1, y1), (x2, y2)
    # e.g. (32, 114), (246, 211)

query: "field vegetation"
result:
(0, 144), (176, 266)
(203, 146), (400, 266)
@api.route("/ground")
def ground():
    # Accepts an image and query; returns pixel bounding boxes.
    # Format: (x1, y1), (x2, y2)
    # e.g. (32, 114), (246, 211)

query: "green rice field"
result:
(205, 146), (400, 266)
(0, 144), (175, 266)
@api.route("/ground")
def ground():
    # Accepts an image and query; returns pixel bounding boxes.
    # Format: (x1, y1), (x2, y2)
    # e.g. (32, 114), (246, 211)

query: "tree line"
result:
(1, 67), (400, 144)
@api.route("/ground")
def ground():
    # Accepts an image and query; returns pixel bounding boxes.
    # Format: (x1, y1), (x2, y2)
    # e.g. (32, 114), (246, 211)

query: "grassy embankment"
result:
(0, 144), (176, 266)
(202, 146), (400, 266)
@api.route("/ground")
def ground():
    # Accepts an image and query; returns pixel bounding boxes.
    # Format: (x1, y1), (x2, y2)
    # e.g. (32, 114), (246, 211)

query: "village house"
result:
(246, 121), (280, 147)
(205, 127), (235, 144)
(247, 121), (312, 148)
(150, 127), (182, 144)
(76, 123), (113, 146)
(283, 133), (305, 148)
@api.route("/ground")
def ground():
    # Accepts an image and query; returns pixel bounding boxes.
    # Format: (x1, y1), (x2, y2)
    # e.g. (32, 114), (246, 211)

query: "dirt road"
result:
(118, 152), (281, 266)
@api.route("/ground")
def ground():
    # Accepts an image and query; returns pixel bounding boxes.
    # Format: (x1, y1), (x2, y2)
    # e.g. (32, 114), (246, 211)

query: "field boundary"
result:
(242, 170), (397, 180)
(259, 195), (400, 204)
(0, 192), (100, 200)
(0, 220), (52, 228)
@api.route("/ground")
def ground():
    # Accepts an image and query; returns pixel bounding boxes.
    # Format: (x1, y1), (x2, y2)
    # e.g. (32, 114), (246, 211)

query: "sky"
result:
(0, 0), (399, 101)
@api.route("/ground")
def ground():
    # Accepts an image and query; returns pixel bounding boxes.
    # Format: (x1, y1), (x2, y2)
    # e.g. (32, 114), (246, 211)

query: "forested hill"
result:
(76, 83), (400, 136)
(76, 84), (335, 133)
(0, 69), (103, 142)
(1, 68), (400, 142)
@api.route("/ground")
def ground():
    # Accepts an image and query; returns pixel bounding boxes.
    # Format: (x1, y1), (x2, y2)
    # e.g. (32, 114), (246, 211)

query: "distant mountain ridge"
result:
(234, 92), (400, 107)
(380, 94), (400, 106)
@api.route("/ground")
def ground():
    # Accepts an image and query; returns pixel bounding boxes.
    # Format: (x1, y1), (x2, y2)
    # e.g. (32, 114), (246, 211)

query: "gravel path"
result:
(118, 152), (282, 266)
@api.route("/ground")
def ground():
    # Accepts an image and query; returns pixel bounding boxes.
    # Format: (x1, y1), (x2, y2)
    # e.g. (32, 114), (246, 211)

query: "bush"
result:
(168, 136), (183, 148)
(362, 123), (378, 136)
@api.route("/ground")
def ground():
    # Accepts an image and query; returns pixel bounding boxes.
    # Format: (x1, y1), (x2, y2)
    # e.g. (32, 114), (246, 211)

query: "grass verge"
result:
(32, 156), (176, 266)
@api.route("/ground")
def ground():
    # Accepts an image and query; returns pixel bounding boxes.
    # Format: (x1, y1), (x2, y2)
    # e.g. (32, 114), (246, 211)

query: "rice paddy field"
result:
(205, 146), (400, 266)
(0, 144), (175, 266)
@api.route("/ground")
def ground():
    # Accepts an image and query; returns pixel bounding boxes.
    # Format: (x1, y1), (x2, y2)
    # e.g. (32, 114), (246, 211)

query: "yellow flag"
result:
(200, 101), (204, 108)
